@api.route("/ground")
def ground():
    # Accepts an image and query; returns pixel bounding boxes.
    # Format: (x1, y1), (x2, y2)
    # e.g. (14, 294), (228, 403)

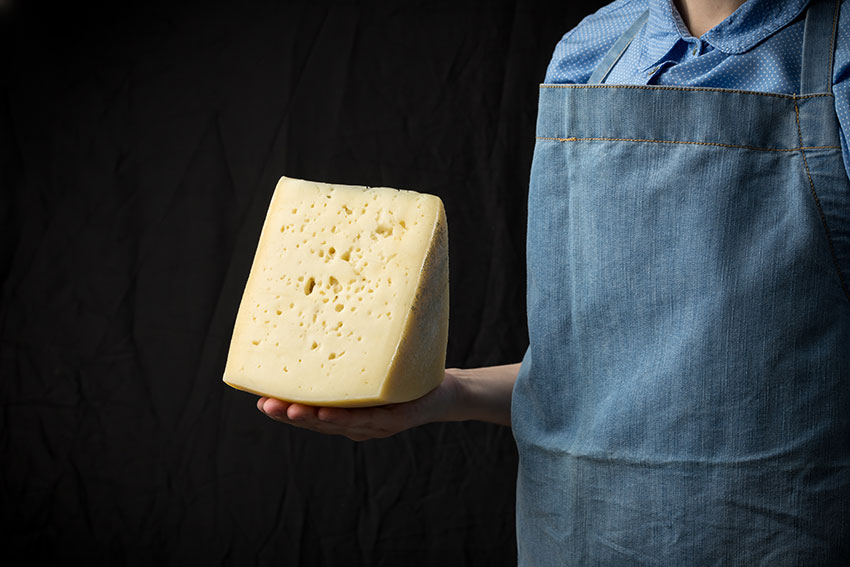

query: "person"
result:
(257, 0), (850, 563)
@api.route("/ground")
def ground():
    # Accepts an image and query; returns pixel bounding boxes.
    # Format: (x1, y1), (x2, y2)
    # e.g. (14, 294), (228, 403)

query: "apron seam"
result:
(828, 0), (840, 95)
(536, 136), (840, 153)
(793, 96), (850, 304)
(541, 84), (835, 100)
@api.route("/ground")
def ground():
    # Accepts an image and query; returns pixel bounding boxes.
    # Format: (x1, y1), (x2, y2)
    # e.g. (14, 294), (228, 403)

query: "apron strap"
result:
(588, 11), (649, 85)
(800, 0), (841, 95)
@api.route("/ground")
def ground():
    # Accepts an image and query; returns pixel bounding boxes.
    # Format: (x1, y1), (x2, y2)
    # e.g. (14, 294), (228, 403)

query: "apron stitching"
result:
(793, 96), (850, 304)
(828, 0), (840, 95)
(536, 137), (840, 153)
(540, 84), (834, 100)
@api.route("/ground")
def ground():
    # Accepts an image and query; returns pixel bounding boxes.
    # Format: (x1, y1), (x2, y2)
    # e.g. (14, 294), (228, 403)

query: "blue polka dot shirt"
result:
(545, 0), (850, 179)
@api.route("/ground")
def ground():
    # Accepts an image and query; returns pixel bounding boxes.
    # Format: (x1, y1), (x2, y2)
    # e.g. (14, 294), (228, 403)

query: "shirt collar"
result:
(644, 0), (811, 59)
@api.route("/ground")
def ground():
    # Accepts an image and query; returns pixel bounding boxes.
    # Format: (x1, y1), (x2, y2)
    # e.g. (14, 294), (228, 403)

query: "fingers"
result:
(258, 397), (291, 419)
(256, 397), (407, 441)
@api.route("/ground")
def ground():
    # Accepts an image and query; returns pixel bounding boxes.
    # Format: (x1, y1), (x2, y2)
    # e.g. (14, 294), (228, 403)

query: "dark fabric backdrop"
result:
(1, 1), (606, 564)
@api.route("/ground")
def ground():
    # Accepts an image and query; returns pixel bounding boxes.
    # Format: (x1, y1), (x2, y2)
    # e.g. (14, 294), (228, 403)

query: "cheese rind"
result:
(223, 177), (448, 407)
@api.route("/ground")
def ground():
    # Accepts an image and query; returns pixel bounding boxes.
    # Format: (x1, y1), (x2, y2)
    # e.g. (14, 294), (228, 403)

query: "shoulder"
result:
(544, 0), (649, 85)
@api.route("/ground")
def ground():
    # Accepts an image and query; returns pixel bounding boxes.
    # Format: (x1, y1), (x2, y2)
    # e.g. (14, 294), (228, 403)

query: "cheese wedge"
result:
(223, 177), (449, 407)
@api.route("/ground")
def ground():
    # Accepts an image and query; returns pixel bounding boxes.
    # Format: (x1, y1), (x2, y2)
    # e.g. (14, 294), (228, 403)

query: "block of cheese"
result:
(223, 176), (449, 407)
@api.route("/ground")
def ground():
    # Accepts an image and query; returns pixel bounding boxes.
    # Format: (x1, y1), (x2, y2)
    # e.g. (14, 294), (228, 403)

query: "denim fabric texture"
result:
(512, 1), (850, 564)
(545, 0), (850, 183)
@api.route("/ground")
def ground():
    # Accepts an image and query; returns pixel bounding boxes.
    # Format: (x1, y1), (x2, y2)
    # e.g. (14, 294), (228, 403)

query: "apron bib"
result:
(512, 1), (850, 564)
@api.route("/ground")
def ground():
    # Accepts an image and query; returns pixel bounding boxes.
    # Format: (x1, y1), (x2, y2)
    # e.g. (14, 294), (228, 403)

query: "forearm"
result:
(443, 363), (520, 427)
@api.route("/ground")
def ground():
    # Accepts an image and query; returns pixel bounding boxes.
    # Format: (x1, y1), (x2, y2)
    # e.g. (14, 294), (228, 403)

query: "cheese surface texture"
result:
(223, 177), (449, 407)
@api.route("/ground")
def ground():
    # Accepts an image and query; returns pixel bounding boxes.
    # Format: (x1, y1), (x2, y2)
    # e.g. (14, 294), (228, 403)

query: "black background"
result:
(2, 1), (606, 564)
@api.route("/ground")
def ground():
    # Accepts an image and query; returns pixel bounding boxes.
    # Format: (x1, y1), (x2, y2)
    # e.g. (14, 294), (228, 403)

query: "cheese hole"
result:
(292, 208), (298, 214)
(335, 304), (344, 312)
(318, 250), (324, 258)
(251, 340), (260, 346)
(341, 250), (351, 261)
(276, 310), (282, 315)
(328, 246), (335, 256)
(304, 277), (316, 295)
(311, 341), (319, 350)
(328, 353), (336, 360)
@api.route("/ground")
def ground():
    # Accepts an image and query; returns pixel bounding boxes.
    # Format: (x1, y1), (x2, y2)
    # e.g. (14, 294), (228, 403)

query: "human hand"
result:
(256, 370), (464, 441)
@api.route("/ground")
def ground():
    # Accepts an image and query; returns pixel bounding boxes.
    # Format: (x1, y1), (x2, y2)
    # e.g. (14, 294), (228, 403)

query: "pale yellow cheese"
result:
(223, 176), (449, 407)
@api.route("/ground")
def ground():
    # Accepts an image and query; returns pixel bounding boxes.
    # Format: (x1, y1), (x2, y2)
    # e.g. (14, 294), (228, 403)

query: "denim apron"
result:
(512, 0), (850, 564)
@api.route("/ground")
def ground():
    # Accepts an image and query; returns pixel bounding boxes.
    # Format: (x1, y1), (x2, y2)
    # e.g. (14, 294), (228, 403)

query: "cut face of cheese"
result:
(223, 177), (449, 407)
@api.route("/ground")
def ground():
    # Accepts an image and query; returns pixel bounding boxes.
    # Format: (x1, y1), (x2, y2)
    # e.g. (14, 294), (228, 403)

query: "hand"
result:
(256, 370), (463, 441)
